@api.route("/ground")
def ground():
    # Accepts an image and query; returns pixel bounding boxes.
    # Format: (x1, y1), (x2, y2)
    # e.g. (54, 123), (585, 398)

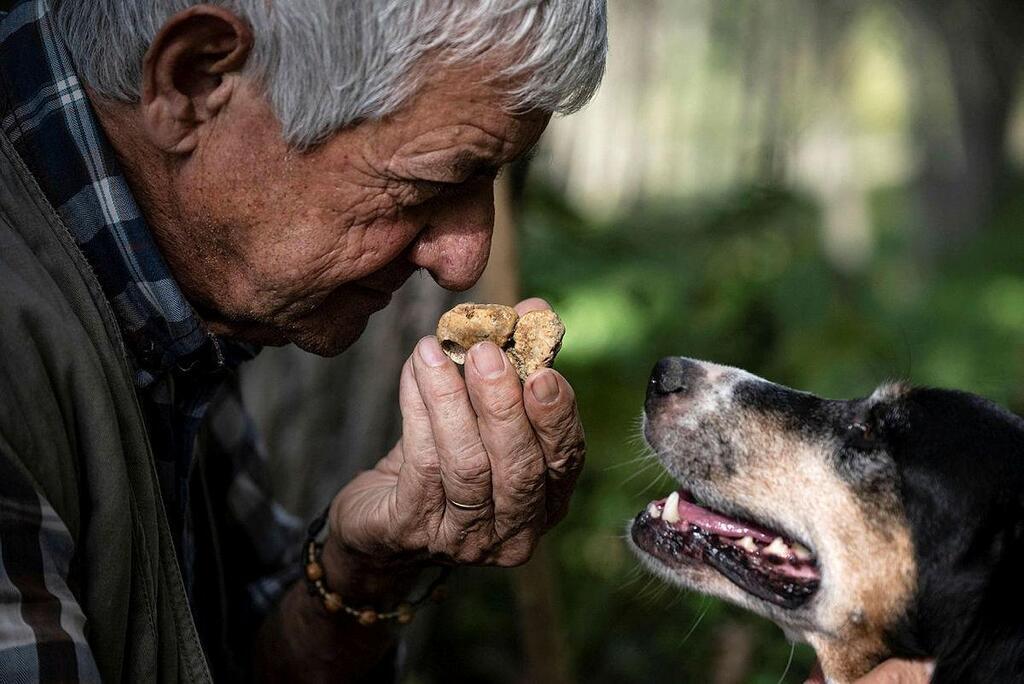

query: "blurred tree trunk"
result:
(902, 0), (1024, 251)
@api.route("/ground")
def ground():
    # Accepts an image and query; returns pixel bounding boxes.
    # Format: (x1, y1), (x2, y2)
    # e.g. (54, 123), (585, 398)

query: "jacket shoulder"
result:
(0, 131), (137, 540)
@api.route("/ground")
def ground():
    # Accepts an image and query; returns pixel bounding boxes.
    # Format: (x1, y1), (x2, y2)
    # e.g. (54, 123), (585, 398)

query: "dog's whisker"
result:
(775, 642), (796, 684)
(664, 585), (689, 610)
(635, 575), (662, 603)
(620, 462), (664, 487)
(602, 452), (658, 471)
(675, 595), (709, 648)
(635, 469), (672, 495)
(615, 565), (648, 592)
(645, 582), (671, 605)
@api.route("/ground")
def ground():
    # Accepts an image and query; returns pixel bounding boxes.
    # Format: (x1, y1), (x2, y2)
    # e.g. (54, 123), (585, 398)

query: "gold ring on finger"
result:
(446, 497), (489, 511)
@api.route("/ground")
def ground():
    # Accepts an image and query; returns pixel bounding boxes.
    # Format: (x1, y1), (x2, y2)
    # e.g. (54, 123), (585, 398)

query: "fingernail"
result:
(531, 371), (559, 404)
(418, 337), (447, 367)
(470, 342), (505, 379)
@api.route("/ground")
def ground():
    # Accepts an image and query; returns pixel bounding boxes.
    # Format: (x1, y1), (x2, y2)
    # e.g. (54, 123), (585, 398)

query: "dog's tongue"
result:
(667, 491), (776, 542)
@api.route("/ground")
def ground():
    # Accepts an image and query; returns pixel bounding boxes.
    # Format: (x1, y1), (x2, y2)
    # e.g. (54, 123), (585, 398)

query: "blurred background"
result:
(243, 0), (1024, 682)
(0, 0), (1017, 679)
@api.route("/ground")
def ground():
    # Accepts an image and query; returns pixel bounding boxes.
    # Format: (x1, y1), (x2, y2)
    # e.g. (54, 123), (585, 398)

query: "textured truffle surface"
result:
(435, 303), (565, 380)
(435, 304), (518, 364)
(506, 310), (565, 380)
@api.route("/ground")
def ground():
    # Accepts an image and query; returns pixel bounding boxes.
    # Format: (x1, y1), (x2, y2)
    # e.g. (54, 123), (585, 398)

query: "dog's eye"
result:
(845, 422), (879, 451)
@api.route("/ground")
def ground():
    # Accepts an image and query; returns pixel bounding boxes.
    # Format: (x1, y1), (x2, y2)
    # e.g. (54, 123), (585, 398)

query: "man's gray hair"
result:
(52, 0), (607, 148)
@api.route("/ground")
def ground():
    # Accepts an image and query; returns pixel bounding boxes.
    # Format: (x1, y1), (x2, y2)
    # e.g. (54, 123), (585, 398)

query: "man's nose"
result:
(407, 180), (495, 291)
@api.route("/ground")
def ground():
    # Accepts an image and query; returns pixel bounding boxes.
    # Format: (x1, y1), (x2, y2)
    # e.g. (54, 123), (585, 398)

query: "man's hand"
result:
(326, 298), (585, 597)
(855, 661), (933, 684)
(804, 659), (934, 684)
(258, 298), (583, 682)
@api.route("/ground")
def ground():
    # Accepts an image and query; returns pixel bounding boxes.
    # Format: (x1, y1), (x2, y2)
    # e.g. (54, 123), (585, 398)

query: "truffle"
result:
(436, 303), (565, 381)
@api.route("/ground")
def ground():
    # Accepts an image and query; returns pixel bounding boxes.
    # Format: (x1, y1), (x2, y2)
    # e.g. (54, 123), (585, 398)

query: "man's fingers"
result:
(514, 297), (551, 315)
(464, 341), (547, 540)
(805, 659), (933, 684)
(514, 298), (579, 525)
(854, 660), (933, 684)
(394, 359), (444, 514)
(523, 369), (585, 526)
(411, 336), (493, 518)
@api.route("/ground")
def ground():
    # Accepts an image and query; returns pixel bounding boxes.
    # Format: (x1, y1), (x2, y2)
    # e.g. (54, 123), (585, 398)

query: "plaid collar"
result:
(0, 0), (254, 386)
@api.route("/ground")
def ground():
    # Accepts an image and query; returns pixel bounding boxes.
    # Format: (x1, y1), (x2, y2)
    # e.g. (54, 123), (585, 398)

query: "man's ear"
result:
(141, 5), (253, 154)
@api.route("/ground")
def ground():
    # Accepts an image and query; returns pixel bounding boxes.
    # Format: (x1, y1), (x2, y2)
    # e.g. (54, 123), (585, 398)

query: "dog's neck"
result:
(809, 635), (889, 683)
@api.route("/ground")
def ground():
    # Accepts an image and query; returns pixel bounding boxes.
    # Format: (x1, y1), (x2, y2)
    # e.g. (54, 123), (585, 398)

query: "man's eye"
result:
(417, 180), (453, 195)
(408, 171), (500, 204)
(399, 179), (456, 205)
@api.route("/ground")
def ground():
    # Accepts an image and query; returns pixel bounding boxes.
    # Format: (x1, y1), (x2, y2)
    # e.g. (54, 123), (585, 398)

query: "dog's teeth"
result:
(792, 542), (813, 561)
(662, 492), (681, 524)
(647, 502), (662, 519)
(736, 536), (758, 553)
(765, 537), (790, 558)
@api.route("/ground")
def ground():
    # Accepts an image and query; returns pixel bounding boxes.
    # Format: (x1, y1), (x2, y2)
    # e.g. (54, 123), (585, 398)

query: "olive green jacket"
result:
(0, 128), (212, 681)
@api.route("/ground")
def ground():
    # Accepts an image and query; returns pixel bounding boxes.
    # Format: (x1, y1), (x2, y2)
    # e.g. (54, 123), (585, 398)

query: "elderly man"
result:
(0, 0), (604, 681)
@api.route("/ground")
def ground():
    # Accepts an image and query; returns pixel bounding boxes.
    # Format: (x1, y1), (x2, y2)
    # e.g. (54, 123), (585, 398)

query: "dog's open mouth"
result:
(631, 491), (821, 609)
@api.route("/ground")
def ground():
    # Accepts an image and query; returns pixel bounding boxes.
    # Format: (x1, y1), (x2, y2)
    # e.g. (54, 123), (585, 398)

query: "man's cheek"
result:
(329, 216), (425, 277)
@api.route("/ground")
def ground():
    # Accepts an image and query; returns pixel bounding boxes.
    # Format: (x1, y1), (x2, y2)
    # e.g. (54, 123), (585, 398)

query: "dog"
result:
(629, 357), (1024, 683)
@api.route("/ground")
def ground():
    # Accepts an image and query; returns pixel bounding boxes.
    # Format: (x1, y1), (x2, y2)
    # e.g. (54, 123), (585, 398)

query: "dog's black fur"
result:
(882, 389), (1024, 682)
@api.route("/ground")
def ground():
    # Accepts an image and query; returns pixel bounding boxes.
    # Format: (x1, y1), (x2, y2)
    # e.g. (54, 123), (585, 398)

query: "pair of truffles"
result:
(436, 303), (565, 381)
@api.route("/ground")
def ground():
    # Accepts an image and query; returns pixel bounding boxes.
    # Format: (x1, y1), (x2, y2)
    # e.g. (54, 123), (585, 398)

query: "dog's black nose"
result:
(648, 357), (700, 399)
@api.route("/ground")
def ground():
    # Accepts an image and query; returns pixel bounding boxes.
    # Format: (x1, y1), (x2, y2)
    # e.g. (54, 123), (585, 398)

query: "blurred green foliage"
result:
(408, 173), (1024, 683)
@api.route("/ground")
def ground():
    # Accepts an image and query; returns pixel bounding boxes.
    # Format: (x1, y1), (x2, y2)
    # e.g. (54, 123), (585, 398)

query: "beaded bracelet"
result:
(303, 506), (450, 625)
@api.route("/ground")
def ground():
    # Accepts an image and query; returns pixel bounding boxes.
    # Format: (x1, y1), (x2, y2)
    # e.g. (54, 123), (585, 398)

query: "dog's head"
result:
(629, 357), (1024, 682)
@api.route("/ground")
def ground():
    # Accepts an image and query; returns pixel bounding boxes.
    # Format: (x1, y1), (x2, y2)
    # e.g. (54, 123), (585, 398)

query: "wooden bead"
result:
(396, 603), (415, 625)
(305, 562), (323, 582)
(357, 609), (378, 626)
(323, 592), (344, 613)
